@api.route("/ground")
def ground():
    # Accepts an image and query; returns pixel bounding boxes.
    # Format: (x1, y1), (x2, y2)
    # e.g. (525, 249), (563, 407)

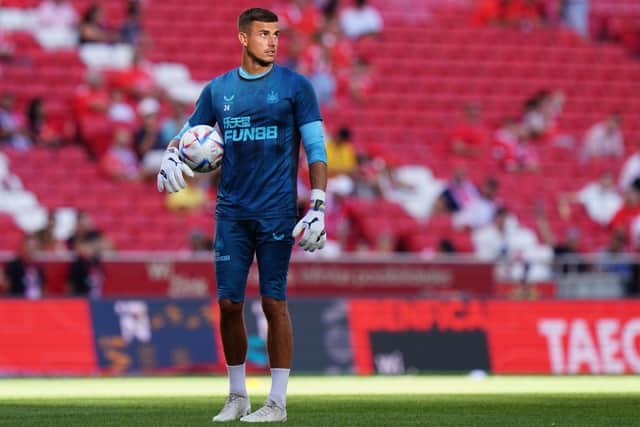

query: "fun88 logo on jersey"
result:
(223, 116), (277, 142)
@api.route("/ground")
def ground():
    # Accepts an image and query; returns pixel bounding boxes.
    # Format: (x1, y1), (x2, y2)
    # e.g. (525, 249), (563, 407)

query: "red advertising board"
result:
(348, 299), (640, 375)
(487, 300), (640, 374)
(349, 299), (490, 374)
(2, 255), (493, 297)
(0, 300), (96, 374)
(1, 298), (640, 375)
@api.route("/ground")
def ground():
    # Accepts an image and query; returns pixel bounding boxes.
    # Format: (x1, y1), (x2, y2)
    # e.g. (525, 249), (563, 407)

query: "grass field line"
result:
(1, 376), (639, 399)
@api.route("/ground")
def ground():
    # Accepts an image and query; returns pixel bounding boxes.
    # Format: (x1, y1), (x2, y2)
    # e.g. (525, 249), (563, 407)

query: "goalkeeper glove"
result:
(157, 147), (194, 193)
(292, 189), (326, 252)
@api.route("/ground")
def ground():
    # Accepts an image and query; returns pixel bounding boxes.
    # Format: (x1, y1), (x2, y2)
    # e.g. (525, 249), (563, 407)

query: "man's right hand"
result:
(157, 147), (194, 193)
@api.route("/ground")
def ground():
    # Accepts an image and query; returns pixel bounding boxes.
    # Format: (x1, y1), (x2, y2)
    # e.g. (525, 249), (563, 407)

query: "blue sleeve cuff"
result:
(300, 121), (327, 165)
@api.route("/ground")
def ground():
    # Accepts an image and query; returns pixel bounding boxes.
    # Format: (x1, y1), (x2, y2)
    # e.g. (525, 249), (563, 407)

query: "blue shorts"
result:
(214, 217), (296, 302)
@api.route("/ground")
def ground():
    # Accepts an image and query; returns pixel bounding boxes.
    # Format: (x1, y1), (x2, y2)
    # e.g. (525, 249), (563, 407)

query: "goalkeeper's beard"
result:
(246, 47), (275, 68)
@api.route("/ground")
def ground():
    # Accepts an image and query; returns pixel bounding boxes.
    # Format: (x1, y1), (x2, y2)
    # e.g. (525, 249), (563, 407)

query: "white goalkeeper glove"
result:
(292, 189), (326, 252)
(157, 147), (194, 193)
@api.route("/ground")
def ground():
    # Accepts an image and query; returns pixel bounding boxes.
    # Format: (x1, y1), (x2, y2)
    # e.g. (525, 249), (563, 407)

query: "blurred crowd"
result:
(276, 0), (382, 106)
(2, 0), (640, 294)
(472, 0), (640, 57)
(0, 210), (108, 299)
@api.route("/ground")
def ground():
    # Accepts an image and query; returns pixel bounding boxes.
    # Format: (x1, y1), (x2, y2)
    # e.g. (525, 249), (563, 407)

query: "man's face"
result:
(242, 21), (279, 66)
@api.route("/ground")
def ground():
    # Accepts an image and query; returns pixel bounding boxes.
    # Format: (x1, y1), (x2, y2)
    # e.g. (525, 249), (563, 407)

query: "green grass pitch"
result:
(0, 375), (639, 426)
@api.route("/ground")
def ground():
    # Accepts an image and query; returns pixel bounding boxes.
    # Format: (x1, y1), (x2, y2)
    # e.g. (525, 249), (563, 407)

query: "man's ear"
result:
(238, 32), (248, 47)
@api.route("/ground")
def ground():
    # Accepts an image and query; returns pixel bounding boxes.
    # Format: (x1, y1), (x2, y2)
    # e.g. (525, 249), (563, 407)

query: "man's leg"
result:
(261, 297), (292, 368)
(262, 297), (292, 408)
(240, 217), (294, 422)
(219, 299), (248, 395)
(213, 219), (255, 422)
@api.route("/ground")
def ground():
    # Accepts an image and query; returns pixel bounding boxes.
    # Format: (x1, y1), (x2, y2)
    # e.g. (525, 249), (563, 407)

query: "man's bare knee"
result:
(261, 297), (287, 320)
(219, 299), (244, 317)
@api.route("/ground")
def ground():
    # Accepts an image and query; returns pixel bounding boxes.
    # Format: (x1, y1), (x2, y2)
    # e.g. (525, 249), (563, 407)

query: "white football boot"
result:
(240, 399), (287, 423)
(212, 393), (251, 422)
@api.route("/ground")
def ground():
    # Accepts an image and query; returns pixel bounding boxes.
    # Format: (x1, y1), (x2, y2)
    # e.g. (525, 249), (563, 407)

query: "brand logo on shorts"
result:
(215, 251), (230, 262)
(272, 233), (285, 241)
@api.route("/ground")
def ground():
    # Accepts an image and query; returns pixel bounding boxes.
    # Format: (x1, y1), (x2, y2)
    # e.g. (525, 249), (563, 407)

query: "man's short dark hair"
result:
(238, 8), (278, 32)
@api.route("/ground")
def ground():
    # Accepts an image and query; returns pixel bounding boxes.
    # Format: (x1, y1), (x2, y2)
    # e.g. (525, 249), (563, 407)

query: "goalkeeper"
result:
(156, 7), (327, 424)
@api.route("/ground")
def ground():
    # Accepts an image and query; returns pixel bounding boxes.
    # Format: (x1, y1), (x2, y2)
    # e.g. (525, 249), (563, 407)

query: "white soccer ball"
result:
(178, 125), (224, 173)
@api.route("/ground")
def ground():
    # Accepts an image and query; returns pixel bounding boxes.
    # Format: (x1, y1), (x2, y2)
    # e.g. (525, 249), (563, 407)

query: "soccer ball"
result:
(178, 125), (224, 173)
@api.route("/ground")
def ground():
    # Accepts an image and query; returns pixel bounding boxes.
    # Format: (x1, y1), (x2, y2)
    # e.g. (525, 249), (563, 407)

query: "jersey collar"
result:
(238, 64), (274, 81)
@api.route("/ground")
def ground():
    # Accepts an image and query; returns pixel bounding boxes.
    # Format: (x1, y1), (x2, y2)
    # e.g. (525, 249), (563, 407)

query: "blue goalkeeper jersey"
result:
(181, 64), (322, 219)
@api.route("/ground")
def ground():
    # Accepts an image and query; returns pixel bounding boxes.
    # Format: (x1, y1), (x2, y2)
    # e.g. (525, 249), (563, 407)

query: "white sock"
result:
(268, 368), (290, 408)
(227, 363), (247, 396)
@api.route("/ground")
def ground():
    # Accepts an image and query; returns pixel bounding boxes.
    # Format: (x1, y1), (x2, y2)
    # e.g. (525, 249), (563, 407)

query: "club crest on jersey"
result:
(266, 90), (279, 104)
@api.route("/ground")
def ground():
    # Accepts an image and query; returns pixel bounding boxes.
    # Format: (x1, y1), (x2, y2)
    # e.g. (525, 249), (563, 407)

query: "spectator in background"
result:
(597, 229), (634, 294)
(107, 88), (136, 125)
(100, 127), (141, 181)
(473, 205), (553, 282)
(299, 33), (337, 106)
(492, 114), (540, 172)
(166, 180), (209, 212)
(36, 0), (78, 31)
(134, 97), (166, 175)
(522, 91), (547, 141)
(26, 98), (64, 147)
(72, 71), (110, 121)
(0, 234), (45, 299)
(436, 166), (479, 213)
(495, 121), (540, 173)
(449, 103), (490, 157)
(541, 90), (565, 130)
(0, 92), (31, 150)
(78, 3), (118, 45)
(34, 212), (67, 252)
(581, 113), (624, 161)
(340, 0), (383, 39)
(472, 206), (511, 259)
(278, 0), (323, 39)
(618, 139), (640, 191)
(347, 57), (374, 103)
(120, 0), (143, 46)
(562, 0), (589, 38)
(540, 90), (574, 147)
(608, 178), (640, 238)
(558, 171), (622, 226)
(68, 231), (104, 298)
(351, 152), (384, 199)
(326, 126), (357, 178)
(493, 117), (520, 155)
(160, 98), (189, 145)
(110, 48), (156, 99)
(453, 177), (500, 229)
(535, 203), (587, 274)
(67, 211), (111, 252)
